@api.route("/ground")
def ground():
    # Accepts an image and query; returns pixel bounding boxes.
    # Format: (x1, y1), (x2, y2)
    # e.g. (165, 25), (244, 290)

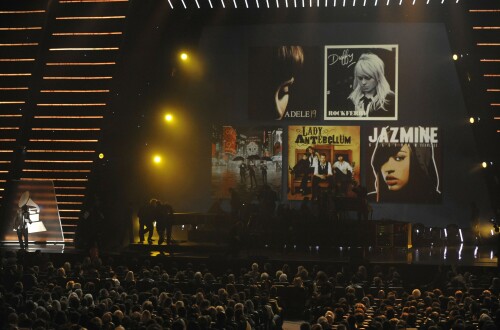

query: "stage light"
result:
(153, 155), (162, 164)
(482, 161), (488, 168)
(453, 54), (458, 61)
(98, 153), (104, 159)
(165, 114), (173, 122)
(469, 117), (475, 124)
(180, 53), (188, 61)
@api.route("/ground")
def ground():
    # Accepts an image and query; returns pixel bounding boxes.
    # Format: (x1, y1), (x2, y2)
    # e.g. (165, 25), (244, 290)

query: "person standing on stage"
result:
(138, 199), (157, 244)
(14, 204), (32, 249)
(156, 200), (174, 245)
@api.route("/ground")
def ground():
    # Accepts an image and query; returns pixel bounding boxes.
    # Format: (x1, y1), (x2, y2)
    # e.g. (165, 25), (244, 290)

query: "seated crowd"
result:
(0, 250), (499, 330)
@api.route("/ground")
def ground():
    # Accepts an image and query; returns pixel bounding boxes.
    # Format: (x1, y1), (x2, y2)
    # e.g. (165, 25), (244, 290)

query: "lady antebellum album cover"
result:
(287, 126), (360, 201)
(366, 126), (442, 204)
(324, 45), (398, 121)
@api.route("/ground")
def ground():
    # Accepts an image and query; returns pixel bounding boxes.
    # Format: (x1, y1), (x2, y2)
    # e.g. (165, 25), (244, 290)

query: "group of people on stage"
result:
(292, 146), (354, 200)
(239, 161), (268, 188)
(137, 199), (174, 245)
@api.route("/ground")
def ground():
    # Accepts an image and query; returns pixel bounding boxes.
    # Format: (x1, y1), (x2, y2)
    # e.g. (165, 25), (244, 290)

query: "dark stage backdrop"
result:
(195, 22), (490, 228)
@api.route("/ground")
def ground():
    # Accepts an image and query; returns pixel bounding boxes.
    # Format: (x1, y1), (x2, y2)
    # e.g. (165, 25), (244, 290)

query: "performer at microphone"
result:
(14, 191), (41, 250)
(14, 204), (32, 250)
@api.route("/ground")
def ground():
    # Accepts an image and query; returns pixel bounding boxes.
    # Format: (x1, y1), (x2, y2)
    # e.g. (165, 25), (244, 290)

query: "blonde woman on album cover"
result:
(348, 53), (395, 118)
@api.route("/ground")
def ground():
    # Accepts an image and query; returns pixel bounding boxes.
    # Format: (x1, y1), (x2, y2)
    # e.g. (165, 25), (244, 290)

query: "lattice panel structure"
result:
(0, 2), (49, 208)
(6, 0), (129, 243)
(468, 4), (500, 136)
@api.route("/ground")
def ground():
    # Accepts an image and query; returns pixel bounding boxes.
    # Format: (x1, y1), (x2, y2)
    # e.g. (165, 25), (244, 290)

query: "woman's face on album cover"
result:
(380, 144), (410, 191)
(356, 72), (377, 95)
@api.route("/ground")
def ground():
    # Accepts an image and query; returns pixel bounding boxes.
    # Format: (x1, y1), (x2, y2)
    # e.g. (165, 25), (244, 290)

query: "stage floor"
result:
(146, 243), (498, 267)
(2, 242), (496, 268)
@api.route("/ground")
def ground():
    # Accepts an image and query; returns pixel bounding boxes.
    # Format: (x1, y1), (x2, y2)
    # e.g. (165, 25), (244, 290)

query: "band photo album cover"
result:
(287, 126), (360, 201)
(211, 125), (283, 199)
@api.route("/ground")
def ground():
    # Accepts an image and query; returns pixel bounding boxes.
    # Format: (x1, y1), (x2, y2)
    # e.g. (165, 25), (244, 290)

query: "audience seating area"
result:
(0, 250), (499, 330)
